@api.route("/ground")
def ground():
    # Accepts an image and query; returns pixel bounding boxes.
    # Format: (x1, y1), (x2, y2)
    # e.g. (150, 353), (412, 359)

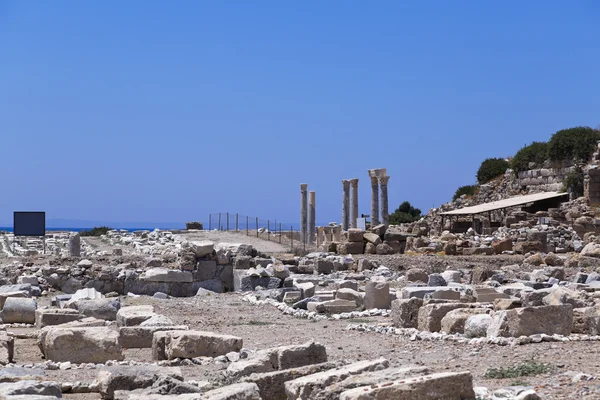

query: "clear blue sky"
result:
(1, 1), (599, 227)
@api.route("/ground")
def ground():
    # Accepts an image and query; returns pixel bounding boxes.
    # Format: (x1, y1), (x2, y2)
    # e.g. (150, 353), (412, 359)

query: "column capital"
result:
(370, 175), (379, 186)
(349, 178), (359, 187)
(300, 184), (308, 191)
(378, 175), (390, 185)
(342, 179), (351, 188)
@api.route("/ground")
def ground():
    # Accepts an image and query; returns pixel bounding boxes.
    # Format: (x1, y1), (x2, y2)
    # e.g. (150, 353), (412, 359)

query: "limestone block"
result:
(440, 308), (489, 334)
(0, 333), (14, 364)
(572, 307), (600, 335)
(417, 303), (473, 332)
(314, 260), (333, 275)
(337, 242), (364, 255)
(0, 381), (62, 398)
(405, 268), (428, 283)
(116, 306), (155, 327)
(473, 287), (511, 303)
(120, 325), (189, 348)
(201, 382), (261, 400)
(189, 240), (214, 257)
(151, 330), (190, 361)
(141, 268), (192, 283)
(35, 308), (80, 329)
(241, 362), (338, 400)
(391, 298), (423, 329)
(226, 349), (279, 379)
(17, 275), (39, 286)
(363, 233), (382, 246)
(165, 330), (243, 359)
(277, 341), (327, 370)
(42, 327), (123, 363)
(97, 366), (183, 400)
(72, 298), (121, 321)
(284, 358), (389, 400)
(338, 371), (475, 400)
(1, 298), (37, 324)
(336, 288), (364, 308)
(364, 279), (390, 310)
(487, 305), (573, 337)
(307, 299), (357, 314)
(464, 314), (492, 338)
(346, 229), (365, 242)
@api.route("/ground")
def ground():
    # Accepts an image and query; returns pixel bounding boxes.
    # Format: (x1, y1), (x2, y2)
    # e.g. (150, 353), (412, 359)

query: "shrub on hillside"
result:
(548, 126), (600, 162)
(476, 158), (509, 184)
(389, 201), (421, 224)
(511, 141), (548, 173)
(80, 226), (111, 237)
(562, 166), (584, 198)
(453, 184), (478, 201)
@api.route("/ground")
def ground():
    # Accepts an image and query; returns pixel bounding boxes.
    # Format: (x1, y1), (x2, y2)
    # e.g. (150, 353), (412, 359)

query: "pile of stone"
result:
(335, 225), (412, 255)
(389, 263), (600, 340)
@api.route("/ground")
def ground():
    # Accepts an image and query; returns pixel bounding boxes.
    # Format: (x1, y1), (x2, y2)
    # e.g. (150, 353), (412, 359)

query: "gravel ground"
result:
(175, 230), (290, 254)
(9, 293), (600, 399)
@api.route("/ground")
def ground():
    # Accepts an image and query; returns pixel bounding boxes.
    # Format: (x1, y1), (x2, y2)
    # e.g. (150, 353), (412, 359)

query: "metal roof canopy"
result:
(440, 191), (569, 216)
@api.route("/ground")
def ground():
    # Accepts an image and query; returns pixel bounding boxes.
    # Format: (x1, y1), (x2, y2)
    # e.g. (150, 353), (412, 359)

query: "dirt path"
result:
(175, 230), (290, 254)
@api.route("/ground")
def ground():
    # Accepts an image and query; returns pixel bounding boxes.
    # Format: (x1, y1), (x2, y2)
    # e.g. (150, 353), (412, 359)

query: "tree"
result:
(548, 126), (600, 162)
(453, 185), (478, 201)
(389, 201), (422, 224)
(511, 141), (548, 173)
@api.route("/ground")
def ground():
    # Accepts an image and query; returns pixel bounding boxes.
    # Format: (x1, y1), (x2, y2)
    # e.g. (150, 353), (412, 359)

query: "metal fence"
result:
(207, 212), (307, 251)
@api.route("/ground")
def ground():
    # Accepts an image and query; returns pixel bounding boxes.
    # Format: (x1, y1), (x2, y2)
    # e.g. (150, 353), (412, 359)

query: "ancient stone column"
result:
(300, 184), (308, 244)
(68, 233), (81, 257)
(350, 178), (359, 228)
(342, 180), (350, 231)
(308, 191), (316, 244)
(369, 174), (379, 226)
(379, 175), (390, 226)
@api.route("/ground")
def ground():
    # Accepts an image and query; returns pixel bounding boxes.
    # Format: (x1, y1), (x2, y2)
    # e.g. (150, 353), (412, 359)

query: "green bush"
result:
(452, 185), (478, 201)
(80, 226), (112, 237)
(548, 126), (600, 162)
(511, 141), (548, 173)
(562, 166), (584, 197)
(389, 201), (421, 224)
(476, 158), (509, 184)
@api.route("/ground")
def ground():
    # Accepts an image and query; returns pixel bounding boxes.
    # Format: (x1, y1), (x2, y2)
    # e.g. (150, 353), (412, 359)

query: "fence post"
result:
(246, 216), (249, 236)
(267, 220), (270, 241)
(209, 214), (212, 231)
(256, 217), (259, 237)
(236, 213), (239, 232)
(226, 213), (229, 231)
(218, 213), (222, 231)
(291, 226), (293, 249)
(279, 223), (282, 244)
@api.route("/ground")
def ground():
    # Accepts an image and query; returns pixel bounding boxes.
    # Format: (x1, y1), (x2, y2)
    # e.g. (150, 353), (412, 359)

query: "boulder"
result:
(581, 243), (600, 258)
(542, 286), (587, 308)
(337, 242), (364, 255)
(0, 380), (61, 398)
(427, 274), (446, 287)
(41, 327), (123, 363)
(151, 330), (191, 361)
(0, 333), (14, 364)
(201, 382), (261, 400)
(544, 253), (564, 266)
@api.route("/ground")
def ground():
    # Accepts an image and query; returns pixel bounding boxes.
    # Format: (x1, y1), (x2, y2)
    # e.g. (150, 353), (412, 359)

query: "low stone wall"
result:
(514, 166), (574, 192)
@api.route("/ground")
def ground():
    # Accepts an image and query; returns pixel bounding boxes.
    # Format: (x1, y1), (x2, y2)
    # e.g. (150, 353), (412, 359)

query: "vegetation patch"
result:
(484, 361), (551, 379)
(477, 158), (509, 184)
(452, 184), (478, 201)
